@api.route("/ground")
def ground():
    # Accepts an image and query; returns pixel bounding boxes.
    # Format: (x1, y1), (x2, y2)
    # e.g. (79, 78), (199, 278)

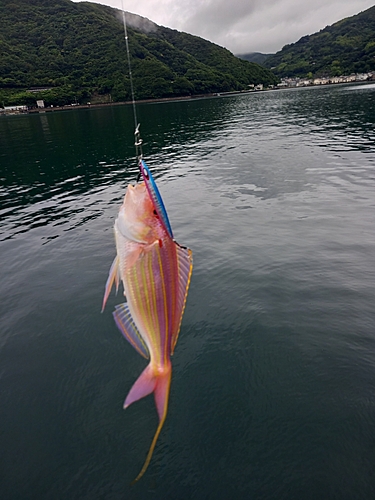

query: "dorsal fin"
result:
(171, 243), (193, 353)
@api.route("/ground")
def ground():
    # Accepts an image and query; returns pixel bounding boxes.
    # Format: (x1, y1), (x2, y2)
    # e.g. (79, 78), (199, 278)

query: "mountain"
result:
(236, 52), (274, 65)
(0, 0), (278, 106)
(264, 5), (375, 78)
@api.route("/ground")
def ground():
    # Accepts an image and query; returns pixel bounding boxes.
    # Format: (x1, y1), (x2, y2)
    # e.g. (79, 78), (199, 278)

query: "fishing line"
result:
(120, 3), (171, 231)
(121, 0), (143, 165)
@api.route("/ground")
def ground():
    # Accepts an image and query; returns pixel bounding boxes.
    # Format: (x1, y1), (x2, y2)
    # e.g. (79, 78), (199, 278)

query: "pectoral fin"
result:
(102, 256), (120, 312)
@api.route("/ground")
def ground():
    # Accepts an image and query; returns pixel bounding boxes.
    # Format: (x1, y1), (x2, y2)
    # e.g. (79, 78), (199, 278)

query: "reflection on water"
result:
(276, 85), (375, 153)
(1, 83), (375, 499)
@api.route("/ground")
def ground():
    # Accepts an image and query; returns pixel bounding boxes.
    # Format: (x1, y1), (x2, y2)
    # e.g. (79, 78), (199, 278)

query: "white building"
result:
(3, 105), (28, 114)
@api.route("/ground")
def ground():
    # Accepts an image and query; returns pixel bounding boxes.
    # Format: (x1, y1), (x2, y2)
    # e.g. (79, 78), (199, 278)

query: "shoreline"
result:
(1, 89), (269, 116)
(26, 90), (254, 114)
(2, 80), (373, 116)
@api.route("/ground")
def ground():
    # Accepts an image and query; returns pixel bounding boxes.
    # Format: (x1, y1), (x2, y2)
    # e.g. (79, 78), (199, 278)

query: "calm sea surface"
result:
(1, 84), (375, 499)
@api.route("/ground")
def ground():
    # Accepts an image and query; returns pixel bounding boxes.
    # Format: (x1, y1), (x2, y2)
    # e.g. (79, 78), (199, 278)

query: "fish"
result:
(102, 161), (193, 482)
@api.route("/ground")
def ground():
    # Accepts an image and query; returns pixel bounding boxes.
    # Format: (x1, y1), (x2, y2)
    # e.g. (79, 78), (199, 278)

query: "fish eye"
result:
(153, 210), (157, 215)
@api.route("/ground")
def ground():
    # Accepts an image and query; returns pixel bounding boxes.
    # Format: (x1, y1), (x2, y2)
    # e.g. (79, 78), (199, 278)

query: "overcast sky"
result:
(72, 0), (375, 54)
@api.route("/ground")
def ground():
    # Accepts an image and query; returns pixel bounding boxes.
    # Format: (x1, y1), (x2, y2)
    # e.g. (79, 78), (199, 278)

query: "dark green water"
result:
(1, 84), (375, 499)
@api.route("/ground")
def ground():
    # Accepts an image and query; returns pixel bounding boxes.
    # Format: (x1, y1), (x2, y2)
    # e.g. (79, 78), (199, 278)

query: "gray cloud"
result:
(114, 10), (158, 33)
(72, 0), (375, 54)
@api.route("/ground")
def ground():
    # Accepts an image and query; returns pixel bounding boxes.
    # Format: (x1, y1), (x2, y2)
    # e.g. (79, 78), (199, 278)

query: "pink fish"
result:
(102, 169), (193, 482)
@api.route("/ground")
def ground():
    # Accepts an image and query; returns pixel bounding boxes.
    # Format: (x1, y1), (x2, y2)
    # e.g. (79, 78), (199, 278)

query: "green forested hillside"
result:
(0, 0), (278, 106)
(264, 5), (375, 77)
(236, 53), (274, 65)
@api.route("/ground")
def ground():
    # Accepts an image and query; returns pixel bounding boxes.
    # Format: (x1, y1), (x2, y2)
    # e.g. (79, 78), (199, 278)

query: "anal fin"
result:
(113, 303), (149, 359)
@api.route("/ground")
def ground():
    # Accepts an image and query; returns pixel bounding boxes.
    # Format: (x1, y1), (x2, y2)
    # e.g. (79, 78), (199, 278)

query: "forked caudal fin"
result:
(124, 362), (172, 484)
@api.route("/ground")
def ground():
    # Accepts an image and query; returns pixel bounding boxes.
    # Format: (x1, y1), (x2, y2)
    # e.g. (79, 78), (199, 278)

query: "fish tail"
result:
(124, 363), (172, 484)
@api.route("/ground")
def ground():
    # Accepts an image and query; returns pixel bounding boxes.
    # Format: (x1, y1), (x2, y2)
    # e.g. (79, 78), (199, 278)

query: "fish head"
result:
(116, 182), (164, 244)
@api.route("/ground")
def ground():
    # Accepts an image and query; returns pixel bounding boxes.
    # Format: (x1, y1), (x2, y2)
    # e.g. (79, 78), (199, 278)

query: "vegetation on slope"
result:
(264, 5), (375, 78)
(0, 0), (278, 106)
(236, 53), (274, 65)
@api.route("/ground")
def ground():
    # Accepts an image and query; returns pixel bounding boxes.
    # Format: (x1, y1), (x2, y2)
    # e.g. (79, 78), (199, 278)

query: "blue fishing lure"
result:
(139, 160), (174, 239)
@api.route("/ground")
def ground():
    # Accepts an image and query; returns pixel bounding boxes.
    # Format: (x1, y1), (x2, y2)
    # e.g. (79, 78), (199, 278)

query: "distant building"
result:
(4, 105), (27, 110)
(355, 73), (370, 81)
(313, 78), (327, 85)
(3, 105), (27, 114)
(329, 77), (342, 84)
(36, 100), (45, 108)
(296, 79), (312, 87)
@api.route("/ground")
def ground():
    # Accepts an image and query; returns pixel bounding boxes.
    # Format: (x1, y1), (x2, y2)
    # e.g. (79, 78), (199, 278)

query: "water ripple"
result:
(1, 84), (375, 499)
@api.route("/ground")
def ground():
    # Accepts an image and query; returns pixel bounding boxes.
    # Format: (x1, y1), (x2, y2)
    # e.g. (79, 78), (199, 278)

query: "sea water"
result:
(1, 83), (375, 499)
